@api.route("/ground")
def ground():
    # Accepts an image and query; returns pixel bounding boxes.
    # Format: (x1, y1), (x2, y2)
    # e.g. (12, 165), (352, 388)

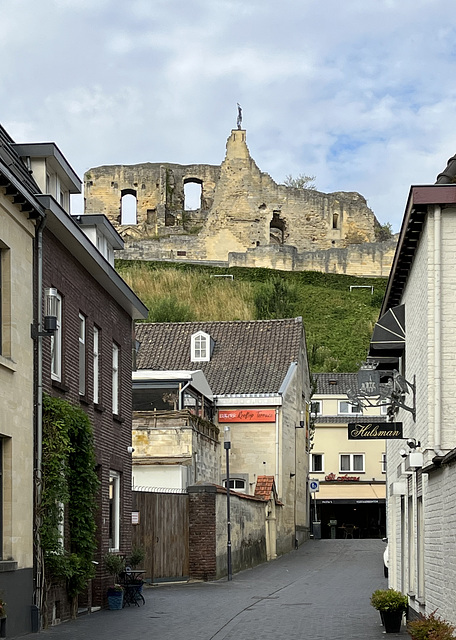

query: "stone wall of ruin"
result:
(84, 129), (395, 277)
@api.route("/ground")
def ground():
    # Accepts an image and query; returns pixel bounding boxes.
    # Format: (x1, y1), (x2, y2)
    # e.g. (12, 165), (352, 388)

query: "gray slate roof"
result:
(314, 373), (358, 395)
(136, 318), (303, 396)
(0, 124), (42, 195)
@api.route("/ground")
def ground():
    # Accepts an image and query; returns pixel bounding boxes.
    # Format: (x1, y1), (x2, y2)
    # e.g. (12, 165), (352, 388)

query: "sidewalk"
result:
(42, 539), (409, 640)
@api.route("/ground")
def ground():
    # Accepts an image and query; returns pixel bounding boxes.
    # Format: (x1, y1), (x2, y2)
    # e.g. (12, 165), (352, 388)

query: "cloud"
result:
(1, 0), (456, 231)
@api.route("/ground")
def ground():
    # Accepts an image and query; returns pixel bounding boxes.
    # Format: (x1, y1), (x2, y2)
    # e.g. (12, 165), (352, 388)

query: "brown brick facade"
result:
(188, 486), (217, 581)
(42, 227), (134, 616)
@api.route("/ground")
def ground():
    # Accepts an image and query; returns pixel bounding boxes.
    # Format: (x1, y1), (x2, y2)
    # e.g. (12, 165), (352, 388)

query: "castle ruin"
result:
(84, 129), (396, 277)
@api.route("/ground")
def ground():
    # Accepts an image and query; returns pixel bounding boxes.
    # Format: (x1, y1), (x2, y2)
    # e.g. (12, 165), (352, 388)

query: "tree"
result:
(283, 173), (317, 190)
(374, 222), (393, 242)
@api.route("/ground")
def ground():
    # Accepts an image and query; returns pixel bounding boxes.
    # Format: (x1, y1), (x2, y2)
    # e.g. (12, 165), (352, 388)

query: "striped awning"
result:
(369, 304), (405, 357)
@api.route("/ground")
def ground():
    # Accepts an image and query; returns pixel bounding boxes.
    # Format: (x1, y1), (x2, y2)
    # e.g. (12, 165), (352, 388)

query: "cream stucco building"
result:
(311, 373), (387, 539)
(0, 125), (44, 637)
(134, 317), (312, 556)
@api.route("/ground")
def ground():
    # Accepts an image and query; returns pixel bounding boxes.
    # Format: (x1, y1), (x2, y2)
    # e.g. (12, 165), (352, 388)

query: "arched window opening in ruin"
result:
(120, 189), (137, 225)
(270, 211), (286, 245)
(184, 179), (202, 211)
(333, 212), (339, 229)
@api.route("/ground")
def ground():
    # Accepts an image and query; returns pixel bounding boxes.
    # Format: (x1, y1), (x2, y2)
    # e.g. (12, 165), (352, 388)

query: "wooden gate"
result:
(132, 490), (189, 582)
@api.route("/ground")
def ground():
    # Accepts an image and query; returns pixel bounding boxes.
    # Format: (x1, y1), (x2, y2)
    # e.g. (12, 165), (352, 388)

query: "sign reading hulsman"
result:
(348, 422), (403, 440)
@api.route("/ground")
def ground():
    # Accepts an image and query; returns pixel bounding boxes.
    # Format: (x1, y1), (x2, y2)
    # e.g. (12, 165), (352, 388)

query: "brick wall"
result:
(188, 486), (217, 581)
(42, 227), (135, 618)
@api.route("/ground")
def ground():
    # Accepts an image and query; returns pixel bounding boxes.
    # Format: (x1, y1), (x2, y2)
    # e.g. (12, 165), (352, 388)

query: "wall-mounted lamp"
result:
(32, 287), (58, 338)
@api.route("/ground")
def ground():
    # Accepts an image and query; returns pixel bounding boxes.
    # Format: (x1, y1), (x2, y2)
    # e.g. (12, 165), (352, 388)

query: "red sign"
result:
(218, 409), (276, 423)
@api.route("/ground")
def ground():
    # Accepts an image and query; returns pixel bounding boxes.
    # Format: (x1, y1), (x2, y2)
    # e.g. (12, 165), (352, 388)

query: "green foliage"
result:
(41, 395), (99, 600)
(408, 611), (456, 640)
(104, 553), (126, 581)
(147, 296), (195, 323)
(283, 173), (317, 190)
(370, 589), (408, 612)
(253, 276), (300, 319)
(375, 222), (393, 242)
(127, 547), (145, 569)
(116, 259), (386, 372)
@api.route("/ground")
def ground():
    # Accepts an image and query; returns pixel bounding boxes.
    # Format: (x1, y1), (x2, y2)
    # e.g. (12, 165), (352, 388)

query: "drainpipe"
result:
(34, 212), (47, 621)
(433, 204), (444, 456)
(275, 408), (280, 496)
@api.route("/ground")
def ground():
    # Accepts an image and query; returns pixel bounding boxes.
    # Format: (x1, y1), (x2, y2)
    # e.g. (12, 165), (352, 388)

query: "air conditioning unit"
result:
(405, 452), (423, 471)
(390, 481), (407, 496)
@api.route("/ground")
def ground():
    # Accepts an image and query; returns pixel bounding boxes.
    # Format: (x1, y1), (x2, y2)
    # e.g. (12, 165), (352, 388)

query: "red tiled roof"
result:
(254, 475), (276, 500)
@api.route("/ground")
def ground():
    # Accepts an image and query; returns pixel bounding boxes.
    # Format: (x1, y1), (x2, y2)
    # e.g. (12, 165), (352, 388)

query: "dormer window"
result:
(191, 331), (211, 362)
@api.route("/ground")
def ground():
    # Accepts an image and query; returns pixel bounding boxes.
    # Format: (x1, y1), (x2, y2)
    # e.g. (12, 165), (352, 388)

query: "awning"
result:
(369, 304), (405, 358)
(316, 483), (386, 504)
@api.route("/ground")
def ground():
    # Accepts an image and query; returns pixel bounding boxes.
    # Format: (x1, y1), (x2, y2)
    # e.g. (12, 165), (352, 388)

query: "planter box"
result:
(107, 592), (124, 610)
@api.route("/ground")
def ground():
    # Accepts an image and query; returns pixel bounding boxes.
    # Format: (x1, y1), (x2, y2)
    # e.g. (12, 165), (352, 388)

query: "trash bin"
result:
(312, 521), (321, 539)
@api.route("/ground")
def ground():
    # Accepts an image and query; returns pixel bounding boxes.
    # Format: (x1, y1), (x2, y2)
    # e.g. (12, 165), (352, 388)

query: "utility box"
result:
(313, 521), (321, 540)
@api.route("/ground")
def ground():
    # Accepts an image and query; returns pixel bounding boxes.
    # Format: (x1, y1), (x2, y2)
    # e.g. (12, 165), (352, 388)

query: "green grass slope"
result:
(116, 260), (386, 373)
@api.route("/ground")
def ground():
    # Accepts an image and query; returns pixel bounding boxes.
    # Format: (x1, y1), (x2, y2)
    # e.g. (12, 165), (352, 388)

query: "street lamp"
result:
(224, 426), (232, 581)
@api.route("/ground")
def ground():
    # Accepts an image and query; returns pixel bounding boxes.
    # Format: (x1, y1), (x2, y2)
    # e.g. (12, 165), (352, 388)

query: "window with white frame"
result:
(381, 453), (386, 474)
(109, 470), (121, 551)
(380, 403), (389, 415)
(340, 453), (365, 473)
(93, 327), (99, 404)
(338, 400), (362, 415)
(223, 478), (247, 493)
(0, 244), (10, 358)
(191, 331), (211, 362)
(112, 342), (119, 414)
(311, 453), (324, 473)
(50, 291), (62, 381)
(310, 400), (322, 416)
(79, 313), (86, 395)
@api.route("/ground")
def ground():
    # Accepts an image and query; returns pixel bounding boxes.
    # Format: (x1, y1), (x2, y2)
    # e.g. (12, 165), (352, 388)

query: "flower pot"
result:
(107, 592), (124, 610)
(383, 610), (403, 633)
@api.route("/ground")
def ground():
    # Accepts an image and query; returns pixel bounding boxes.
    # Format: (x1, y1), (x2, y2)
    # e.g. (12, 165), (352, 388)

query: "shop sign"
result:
(348, 422), (403, 440)
(218, 409), (276, 423)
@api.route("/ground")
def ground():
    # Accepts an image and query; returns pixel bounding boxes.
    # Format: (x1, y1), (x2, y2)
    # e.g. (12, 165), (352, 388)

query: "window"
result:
(191, 331), (211, 362)
(311, 453), (324, 473)
(340, 453), (364, 473)
(223, 478), (246, 493)
(93, 327), (99, 404)
(382, 453), (386, 474)
(380, 403), (389, 415)
(120, 189), (137, 225)
(78, 313), (86, 395)
(112, 342), (119, 414)
(109, 471), (121, 551)
(338, 400), (362, 415)
(310, 400), (322, 416)
(50, 291), (62, 381)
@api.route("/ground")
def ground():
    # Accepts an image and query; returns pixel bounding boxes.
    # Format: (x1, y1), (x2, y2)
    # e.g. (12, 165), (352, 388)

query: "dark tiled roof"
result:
(314, 373), (358, 395)
(136, 318), (303, 396)
(0, 124), (41, 195)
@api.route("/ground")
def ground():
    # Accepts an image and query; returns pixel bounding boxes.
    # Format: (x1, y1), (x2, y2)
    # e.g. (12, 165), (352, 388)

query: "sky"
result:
(1, 0), (456, 231)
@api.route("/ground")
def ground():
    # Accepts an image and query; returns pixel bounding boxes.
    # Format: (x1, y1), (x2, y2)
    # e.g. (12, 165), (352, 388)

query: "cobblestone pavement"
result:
(42, 539), (409, 640)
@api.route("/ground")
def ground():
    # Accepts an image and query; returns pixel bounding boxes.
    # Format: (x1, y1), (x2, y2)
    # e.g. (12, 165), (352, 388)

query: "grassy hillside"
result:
(116, 260), (387, 373)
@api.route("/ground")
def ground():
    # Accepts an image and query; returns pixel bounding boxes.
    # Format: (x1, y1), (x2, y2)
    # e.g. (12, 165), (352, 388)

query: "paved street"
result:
(42, 539), (408, 640)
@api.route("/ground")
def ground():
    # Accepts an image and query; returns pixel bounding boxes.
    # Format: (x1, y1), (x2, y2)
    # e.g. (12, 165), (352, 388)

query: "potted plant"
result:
(127, 546), (145, 570)
(104, 553), (126, 610)
(370, 588), (408, 633)
(407, 610), (455, 640)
